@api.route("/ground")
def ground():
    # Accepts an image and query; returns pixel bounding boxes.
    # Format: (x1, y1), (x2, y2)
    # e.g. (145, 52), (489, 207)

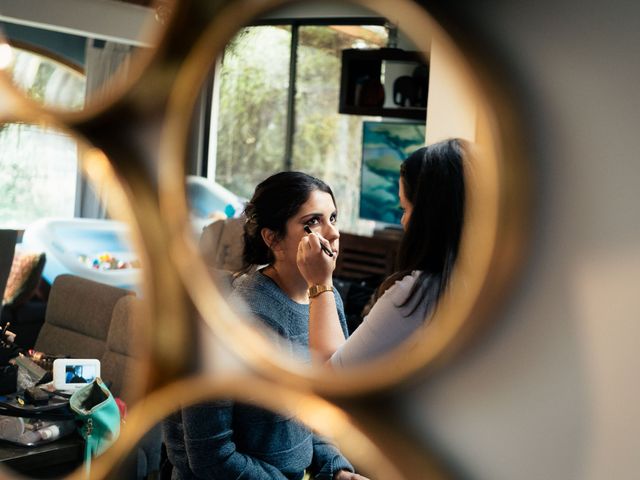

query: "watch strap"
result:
(308, 284), (333, 298)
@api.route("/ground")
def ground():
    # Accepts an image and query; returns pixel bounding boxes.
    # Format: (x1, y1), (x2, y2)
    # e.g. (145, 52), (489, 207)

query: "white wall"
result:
(425, 34), (477, 144)
(401, 0), (640, 478)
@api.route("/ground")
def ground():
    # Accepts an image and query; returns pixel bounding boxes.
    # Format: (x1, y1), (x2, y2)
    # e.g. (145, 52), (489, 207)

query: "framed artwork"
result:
(359, 121), (425, 225)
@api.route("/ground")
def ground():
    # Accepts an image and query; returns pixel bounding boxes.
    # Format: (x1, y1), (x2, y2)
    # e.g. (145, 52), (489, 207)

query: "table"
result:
(0, 434), (84, 478)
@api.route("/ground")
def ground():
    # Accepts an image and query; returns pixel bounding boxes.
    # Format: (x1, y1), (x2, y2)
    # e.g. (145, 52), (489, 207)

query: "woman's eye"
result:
(305, 218), (320, 226)
(330, 214), (337, 224)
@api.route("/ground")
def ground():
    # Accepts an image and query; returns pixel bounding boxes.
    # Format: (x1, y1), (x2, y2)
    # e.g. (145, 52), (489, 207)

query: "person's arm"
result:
(297, 234), (346, 361)
(181, 401), (289, 479)
(331, 274), (424, 367)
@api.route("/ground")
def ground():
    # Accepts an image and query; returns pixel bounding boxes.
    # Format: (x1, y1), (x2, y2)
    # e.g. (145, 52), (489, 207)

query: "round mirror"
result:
(158, 0), (527, 395)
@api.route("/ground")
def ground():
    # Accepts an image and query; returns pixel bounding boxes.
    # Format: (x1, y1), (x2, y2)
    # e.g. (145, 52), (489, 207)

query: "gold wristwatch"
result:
(308, 284), (333, 298)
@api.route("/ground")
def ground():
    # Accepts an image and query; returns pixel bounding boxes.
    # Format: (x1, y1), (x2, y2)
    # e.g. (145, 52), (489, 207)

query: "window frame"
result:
(204, 17), (388, 178)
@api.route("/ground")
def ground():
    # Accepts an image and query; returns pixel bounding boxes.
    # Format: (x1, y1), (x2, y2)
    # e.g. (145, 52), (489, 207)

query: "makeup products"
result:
(303, 225), (334, 257)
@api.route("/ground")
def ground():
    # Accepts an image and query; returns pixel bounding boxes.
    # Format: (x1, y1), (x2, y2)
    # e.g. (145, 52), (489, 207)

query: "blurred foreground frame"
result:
(0, 0), (530, 478)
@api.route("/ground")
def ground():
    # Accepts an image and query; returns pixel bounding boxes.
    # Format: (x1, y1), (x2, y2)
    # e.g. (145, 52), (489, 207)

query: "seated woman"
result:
(298, 138), (467, 366)
(232, 171), (346, 361)
(168, 172), (366, 480)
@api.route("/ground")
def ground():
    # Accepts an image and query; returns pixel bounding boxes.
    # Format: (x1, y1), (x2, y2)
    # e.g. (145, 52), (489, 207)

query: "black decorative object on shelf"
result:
(393, 64), (429, 107)
(339, 48), (429, 120)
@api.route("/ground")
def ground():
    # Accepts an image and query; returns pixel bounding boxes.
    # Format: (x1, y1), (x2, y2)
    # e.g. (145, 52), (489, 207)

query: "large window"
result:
(212, 23), (388, 233)
(0, 46), (86, 228)
(214, 26), (292, 199)
(0, 123), (79, 226)
(292, 25), (387, 232)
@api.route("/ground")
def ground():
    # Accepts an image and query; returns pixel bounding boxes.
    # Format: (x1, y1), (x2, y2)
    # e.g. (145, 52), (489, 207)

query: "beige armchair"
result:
(34, 275), (160, 477)
(199, 216), (246, 273)
(34, 274), (132, 359)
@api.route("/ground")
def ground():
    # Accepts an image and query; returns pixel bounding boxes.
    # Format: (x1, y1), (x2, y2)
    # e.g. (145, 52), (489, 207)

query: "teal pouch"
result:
(70, 378), (121, 478)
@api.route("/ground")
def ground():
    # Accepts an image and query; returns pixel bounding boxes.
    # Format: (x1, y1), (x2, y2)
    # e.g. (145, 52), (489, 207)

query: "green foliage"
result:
(0, 124), (77, 226)
(0, 125), (41, 222)
(215, 27), (291, 198)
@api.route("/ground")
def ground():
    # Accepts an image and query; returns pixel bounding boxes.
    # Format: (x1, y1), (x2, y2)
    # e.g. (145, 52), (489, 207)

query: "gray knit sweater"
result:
(166, 270), (352, 480)
(232, 270), (350, 361)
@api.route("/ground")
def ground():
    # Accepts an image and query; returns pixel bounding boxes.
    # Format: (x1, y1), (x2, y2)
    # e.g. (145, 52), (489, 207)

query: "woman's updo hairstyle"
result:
(242, 171), (336, 267)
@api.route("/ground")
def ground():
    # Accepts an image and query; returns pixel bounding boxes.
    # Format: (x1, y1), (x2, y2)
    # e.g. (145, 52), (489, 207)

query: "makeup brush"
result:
(303, 225), (334, 257)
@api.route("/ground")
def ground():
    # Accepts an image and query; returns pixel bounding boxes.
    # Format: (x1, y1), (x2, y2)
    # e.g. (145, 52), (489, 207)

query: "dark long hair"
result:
(242, 171), (336, 267)
(372, 138), (467, 316)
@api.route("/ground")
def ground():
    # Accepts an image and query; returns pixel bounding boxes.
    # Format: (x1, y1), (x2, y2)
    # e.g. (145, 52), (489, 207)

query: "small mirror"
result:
(0, 0), (172, 111)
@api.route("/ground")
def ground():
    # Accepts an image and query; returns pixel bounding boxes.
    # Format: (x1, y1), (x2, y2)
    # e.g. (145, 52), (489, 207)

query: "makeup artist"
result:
(299, 139), (468, 367)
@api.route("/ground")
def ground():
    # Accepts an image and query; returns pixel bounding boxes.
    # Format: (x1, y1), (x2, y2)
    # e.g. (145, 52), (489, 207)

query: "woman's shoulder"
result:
(386, 270), (422, 297)
(233, 270), (275, 295)
(378, 270), (431, 311)
(232, 271), (275, 305)
(232, 270), (303, 314)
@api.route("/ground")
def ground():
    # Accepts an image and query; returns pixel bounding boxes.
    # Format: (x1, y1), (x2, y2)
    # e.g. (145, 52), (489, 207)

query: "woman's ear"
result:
(260, 228), (279, 252)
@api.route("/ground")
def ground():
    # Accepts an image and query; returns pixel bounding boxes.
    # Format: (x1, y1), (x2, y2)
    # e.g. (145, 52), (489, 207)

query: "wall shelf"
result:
(339, 48), (428, 120)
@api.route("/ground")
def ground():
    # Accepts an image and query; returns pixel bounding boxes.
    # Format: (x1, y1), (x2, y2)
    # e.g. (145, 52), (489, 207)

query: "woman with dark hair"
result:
(299, 138), (467, 366)
(173, 172), (366, 479)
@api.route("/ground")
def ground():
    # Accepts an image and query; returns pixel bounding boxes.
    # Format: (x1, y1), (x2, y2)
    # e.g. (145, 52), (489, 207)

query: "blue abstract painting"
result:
(360, 121), (425, 225)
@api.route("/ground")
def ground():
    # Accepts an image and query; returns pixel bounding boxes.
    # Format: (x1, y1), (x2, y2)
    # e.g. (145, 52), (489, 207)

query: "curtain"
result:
(77, 40), (133, 219)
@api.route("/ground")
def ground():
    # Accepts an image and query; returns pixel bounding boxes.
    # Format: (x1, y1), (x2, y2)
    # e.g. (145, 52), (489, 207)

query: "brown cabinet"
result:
(335, 232), (401, 281)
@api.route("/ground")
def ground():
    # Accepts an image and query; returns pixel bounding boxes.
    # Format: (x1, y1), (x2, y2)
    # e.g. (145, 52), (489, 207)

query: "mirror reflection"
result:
(0, 123), (145, 477)
(193, 2), (476, 368)
(199, 139), (467, 366)
(0, 0), (167, 110)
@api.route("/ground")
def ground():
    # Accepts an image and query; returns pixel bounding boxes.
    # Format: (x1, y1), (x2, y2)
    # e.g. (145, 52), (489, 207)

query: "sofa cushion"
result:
(0, 230), (17, 303)
(106, 295), (139, 357)
(102, 295), (141, 400)
(3, 251), (46, 307)
(200, 216), (245, 273)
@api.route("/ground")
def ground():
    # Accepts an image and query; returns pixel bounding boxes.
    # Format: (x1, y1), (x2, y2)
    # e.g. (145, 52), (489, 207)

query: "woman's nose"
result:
(323, 222), (340, 242)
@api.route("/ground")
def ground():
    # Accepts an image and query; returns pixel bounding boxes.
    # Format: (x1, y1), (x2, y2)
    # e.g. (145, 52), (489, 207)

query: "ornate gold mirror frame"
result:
(157, 0), (530, 394)
(0, 0), (530, 478)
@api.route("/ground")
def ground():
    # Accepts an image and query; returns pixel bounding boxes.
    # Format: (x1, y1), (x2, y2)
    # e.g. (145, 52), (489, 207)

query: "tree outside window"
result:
(214, 26), (291, 200)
